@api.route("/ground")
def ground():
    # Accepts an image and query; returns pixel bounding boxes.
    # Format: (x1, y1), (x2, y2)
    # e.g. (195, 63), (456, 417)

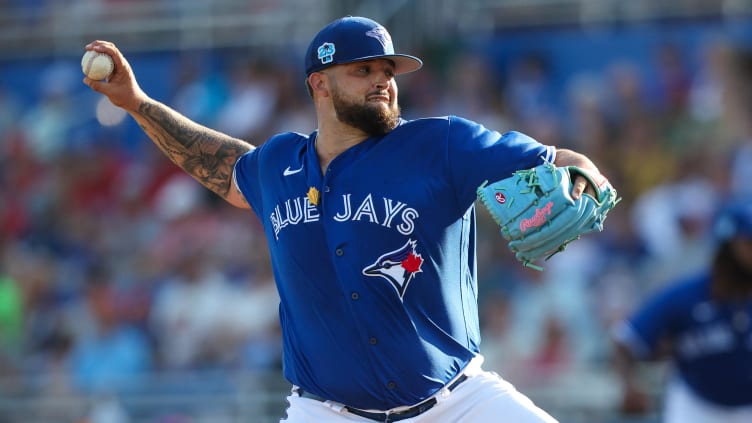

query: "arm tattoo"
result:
(136, 100), (252, 198)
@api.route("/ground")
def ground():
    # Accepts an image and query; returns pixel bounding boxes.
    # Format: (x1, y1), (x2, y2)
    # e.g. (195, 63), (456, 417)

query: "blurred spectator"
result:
(439, 52), (511, 131)
(171, 52), (228, 126)
(729, 141), (752, 198)
(565, 72), (612, 154)
(214, 58), (279, 140)
(479, 286), (525, 381)
(0, 241), (24, 373)
(506, 53), (555, 124)
(630, 172), (719, 289)
(482, 268), (574, 388)
(15, 250), (71, 374)
(230, 263), (283, 371)
(505, 53), (560, 144)
(68, 264), (153, 394)
(148, 242), (239, 370)
(0, 85), (21, 137)
(19, 62), (84, 162)
(268, 66), (317, 136)
(652, 43), (691, 119)
(688, 39), (731, 142)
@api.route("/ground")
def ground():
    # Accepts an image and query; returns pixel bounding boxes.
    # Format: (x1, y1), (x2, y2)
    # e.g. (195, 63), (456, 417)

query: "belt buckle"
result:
(305, 372), (468, 422)
(347, 397), (437, 422)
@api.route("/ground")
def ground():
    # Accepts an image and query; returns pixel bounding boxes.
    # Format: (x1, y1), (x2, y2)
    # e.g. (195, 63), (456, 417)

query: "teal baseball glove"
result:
(477, 162), (620, 270)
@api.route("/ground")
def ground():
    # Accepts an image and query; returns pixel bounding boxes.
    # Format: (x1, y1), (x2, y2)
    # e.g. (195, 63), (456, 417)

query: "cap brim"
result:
(332, 54), (423, 75)
(390, 55), (423, 75)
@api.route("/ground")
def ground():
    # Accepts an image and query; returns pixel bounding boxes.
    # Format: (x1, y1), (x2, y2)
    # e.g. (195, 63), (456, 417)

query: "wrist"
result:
(126, 91), (151, 115)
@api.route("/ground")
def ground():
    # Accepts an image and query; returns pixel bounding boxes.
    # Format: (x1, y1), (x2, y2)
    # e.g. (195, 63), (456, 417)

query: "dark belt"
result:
(295, 374), (468, 422)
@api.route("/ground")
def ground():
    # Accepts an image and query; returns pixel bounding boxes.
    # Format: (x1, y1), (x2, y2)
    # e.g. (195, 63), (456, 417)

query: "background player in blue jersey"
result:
(83, 16), (612, 423)
(612, 199), (752, 423)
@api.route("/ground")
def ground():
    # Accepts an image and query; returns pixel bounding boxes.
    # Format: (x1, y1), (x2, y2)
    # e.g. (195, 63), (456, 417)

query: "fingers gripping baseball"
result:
(82, 41), (146, 112)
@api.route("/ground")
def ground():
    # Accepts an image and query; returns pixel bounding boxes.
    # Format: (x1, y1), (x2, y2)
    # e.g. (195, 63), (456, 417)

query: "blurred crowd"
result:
(1, 19), (752, 422)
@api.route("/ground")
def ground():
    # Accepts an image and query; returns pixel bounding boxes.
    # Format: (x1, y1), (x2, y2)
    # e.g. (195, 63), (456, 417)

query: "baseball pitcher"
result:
(83, 16), (616, 423)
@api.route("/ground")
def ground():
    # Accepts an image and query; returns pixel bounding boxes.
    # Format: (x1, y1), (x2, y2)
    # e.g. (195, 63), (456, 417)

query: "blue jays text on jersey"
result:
(269, 192), (419, 240)
(233, 116), (555, 410)
(614, 274), (752, 407)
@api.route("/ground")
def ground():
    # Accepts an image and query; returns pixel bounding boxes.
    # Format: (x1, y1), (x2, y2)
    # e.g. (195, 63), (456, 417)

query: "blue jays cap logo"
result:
(317, 42), (336, 65)
(365, 26), (392, 50)
(362, 239), (423, 299)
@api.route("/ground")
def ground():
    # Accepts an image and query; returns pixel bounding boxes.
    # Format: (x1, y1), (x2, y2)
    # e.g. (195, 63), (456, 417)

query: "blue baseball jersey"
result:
(233, 115), (554, 409)
(615, 274), (752, 407)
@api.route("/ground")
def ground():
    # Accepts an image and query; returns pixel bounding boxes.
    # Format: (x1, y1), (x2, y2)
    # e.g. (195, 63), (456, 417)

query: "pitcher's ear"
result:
(307, 72), (331, 98)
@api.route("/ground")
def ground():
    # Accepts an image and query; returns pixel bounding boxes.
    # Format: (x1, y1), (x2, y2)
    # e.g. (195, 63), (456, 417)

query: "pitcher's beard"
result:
(332, 92), (400, 136)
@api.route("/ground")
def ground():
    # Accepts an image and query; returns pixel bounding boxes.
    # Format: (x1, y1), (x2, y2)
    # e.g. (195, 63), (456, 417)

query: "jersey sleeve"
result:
(612, 280), (693, 359)
(445, 116), (555, 207)
(232, 147), (263, 218)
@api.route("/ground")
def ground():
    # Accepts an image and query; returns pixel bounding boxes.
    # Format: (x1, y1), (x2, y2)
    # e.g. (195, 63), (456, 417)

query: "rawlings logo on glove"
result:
(520, 201), (554, 232)
(477, 161), (620, 270)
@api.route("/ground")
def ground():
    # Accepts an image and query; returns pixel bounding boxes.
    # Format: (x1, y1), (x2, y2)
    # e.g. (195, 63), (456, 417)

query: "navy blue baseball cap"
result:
(715, 198), (752, 240)
(304, 16), (423, 76)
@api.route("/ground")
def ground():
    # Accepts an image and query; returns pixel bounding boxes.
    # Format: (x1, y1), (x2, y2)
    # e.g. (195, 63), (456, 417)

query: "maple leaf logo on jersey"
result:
(362, 239), (423, 299)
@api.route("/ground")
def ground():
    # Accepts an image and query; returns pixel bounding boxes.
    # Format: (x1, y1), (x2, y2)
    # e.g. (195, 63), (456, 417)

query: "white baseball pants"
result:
(281, 359), (557, 423)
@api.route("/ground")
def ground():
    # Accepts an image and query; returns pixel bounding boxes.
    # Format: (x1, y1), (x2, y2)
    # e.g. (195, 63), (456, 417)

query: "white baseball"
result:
(81, 50), (114, 80)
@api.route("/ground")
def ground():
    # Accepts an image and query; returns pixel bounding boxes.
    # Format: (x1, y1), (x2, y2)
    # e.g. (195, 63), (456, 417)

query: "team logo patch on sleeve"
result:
(362, 239), (423, 299)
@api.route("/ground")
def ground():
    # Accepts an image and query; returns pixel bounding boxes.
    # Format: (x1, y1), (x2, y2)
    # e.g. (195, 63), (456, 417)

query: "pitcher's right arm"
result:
(82, 40), (252, 209)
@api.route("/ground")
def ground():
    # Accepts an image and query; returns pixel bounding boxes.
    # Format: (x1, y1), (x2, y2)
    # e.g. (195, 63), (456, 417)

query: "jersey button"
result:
(369, 337), (377, 345)
(324, 186), (330, 192)
(351, 292), (359, 300)
(387, 381), (396, 390)
(335, 248), (344, 256)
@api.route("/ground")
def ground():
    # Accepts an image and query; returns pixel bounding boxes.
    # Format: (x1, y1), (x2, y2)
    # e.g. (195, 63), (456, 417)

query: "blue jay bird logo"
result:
(363, 239), (423, 299)
(317, 42), (336, 65)
(365, 27), (392, 50)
